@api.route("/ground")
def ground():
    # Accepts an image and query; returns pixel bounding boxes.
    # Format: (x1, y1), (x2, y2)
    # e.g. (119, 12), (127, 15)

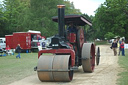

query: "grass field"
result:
(94, 40), (108, 45)
(118, 49), (128, 85)
(0, 53), (38, 85)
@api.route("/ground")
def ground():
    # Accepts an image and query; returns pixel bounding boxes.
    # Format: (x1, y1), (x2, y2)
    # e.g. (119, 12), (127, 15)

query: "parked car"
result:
(0, 38), (6, 49)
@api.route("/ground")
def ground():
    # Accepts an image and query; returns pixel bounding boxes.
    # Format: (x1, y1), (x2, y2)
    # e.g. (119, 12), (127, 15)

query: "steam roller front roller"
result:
(82, 43), (95, 72)
(37, 54), (73, 82)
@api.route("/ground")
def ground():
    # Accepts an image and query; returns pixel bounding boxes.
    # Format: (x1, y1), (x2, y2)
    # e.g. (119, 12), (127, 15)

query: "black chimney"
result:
(57, 5), (65, 37)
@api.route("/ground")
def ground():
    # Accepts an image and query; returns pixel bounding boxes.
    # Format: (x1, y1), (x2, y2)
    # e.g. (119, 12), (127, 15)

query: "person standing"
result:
(111, 39), (117, 56)
(16, 44), (22, 58)
(117, 38), (122, 56)
(120, 39), (125, 56)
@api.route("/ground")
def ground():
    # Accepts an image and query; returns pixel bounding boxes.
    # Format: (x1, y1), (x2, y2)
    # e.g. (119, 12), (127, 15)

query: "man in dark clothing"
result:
(67, 23), (77, 33)
(111, 39), (117, 56)
(16, 44), (22, 58)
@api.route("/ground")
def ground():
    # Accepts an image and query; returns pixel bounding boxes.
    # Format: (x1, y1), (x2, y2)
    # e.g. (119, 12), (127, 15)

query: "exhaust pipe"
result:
(57, 5), (65, 37)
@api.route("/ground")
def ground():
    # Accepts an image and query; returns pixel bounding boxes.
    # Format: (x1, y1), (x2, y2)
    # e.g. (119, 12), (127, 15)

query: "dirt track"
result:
(8, 45), (120, 85)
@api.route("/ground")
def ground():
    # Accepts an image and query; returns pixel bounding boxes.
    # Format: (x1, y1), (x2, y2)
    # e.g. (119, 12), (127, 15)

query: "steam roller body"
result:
(34, 5), (100, 82)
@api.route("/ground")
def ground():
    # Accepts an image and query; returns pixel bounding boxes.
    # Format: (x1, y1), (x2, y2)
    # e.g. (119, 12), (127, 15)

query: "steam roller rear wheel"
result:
(37, 54), (73, 82)
(82, 43), (95, 72)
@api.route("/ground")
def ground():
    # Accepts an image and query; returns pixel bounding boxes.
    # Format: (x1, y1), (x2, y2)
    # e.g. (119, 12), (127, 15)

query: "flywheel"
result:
(96, 47), (100, 65)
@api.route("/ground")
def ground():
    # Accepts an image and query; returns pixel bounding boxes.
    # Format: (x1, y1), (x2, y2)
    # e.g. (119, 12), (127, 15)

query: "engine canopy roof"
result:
(52, 14), (92, 26)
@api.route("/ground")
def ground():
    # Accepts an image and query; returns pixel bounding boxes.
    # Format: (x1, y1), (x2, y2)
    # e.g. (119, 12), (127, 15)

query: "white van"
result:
(0, 38), (6, 49)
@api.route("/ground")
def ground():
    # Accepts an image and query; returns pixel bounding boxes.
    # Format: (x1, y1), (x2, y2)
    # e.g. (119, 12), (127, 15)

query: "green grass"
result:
(0, 53), (38, 85)
(117, 49), (128, 85)
(94, 40), (108, 45)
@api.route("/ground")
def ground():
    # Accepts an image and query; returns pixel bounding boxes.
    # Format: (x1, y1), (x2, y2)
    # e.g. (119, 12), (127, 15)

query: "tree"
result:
(1, 0), (82, 37)
(82, 14), (95, 41)
(30, 0), (82, 37)
(94, 0), (128, 42)
(29, 0), (65, 37)
(0, 3), (8, 37)
(104, 32), (115, 40)
(3, 0), (30, 34)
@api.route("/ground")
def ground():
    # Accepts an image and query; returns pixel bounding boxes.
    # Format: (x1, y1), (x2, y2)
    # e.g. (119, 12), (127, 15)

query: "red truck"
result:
(5, 30), (44, 52)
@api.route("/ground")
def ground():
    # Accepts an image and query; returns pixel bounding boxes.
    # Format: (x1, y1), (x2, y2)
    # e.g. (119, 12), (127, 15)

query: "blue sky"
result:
(69, 0), (106, 16)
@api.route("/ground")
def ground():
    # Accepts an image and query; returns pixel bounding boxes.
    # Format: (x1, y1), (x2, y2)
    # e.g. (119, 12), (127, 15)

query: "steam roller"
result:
(34, 5), (100, 82)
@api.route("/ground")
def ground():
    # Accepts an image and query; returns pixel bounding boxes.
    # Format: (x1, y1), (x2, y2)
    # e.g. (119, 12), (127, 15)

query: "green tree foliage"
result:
(15, 0), (32, 32)
(104, 32), (115, 40)
(2, 0), (30, 35)
(0, 4), (4, 36)
(94, 0), (128, 42)
(29, 0), (65, 37)
(29, 0), (82, 37)
(82, 14), (95, 41)
(0, 3), (8, 37)
(0, 0), (83, 37)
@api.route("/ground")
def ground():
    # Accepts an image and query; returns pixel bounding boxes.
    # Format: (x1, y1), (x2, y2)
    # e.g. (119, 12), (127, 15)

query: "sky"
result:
(0, 0), (3, 5)
(69, 0), (106, 16)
